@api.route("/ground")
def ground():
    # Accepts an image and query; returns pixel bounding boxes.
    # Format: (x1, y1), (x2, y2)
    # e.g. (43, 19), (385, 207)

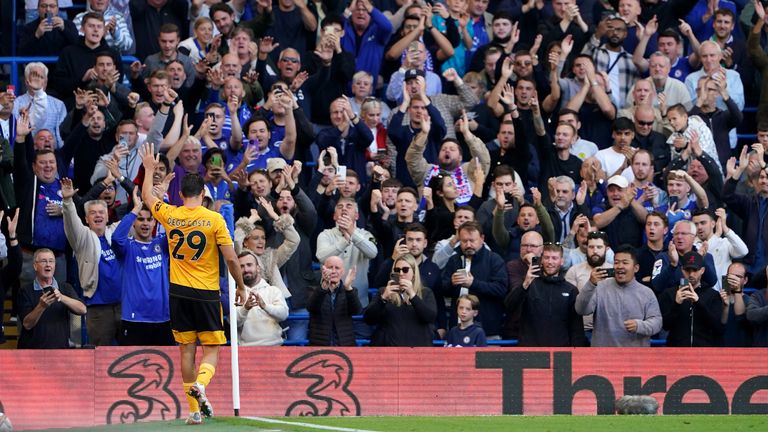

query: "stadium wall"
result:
(1, 347), (767, 430)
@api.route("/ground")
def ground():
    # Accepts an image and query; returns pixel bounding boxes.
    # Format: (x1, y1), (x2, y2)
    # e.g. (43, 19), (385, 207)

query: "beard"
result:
(494, 34), (511, 44)
(243, 274), (256, 286)
(588, 253), (606, 268)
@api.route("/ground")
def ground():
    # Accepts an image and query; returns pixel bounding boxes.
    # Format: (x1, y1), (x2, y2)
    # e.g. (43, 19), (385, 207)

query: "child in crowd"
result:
(445, 294), (486, 347)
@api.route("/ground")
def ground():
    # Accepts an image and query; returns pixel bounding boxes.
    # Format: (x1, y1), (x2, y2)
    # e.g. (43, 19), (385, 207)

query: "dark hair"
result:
(646, 210), (669, 227)
(458, 220), (483, 235)
(455, 205), (476, 216)
(159, 23), (180, 36)
(244, 115), (270, 134)
(558, 108), (580, 121)
(165, 59), (185, 70)
(210, 3), (234, 17)
(397, 186), (419, 201)
(714, 8), (736, 21)
(382, 178), (403, 189)
(404, 222), (428, 237)
(33, 148), (56, 163)
(493, 164), (516, 180)
(658, 29), (681, 43)
(613, 244), (638, 263)
(586, 230), (610, 247)
(181, 173), (205, 198)
(692, 208), (716, 220)
(321, 14), (345, 29)
(157, 153), (170, 172)
(493, 11), (514, 22)
(202, 147), (226, 167)
(612, 117), (635, 133)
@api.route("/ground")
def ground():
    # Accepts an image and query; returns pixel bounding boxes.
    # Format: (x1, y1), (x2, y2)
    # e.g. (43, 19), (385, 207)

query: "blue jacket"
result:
(341, 8), (393, 86)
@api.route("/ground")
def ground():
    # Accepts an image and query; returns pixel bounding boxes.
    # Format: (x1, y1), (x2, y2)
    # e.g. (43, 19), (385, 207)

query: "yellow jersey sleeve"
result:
(154, 204), (231, 291)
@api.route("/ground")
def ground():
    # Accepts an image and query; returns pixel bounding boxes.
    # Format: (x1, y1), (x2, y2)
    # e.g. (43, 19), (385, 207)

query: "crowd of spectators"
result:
(3, 0), (768, 349)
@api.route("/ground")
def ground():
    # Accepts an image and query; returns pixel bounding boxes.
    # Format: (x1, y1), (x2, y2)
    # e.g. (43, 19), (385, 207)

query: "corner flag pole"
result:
(228, 274), (241, 416)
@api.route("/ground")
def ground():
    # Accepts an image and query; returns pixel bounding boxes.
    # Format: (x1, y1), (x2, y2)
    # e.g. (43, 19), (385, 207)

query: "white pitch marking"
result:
(243, 416), (378, 432)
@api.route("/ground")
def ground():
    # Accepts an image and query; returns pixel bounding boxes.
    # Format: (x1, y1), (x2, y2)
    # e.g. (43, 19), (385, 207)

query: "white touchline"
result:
(244, 416), (378, 432)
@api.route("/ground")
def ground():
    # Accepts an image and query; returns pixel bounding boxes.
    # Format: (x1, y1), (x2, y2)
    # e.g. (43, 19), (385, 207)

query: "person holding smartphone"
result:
(364, 254), (437, 346)
(513, 243), (586, 347)
(18, 246), (86, 349)
(659, 251), (724, 347)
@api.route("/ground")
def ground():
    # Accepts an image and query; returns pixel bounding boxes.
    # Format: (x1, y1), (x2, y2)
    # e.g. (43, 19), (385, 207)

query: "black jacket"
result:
(307, 284), (362, 346)
(441, 246), (508, 336)
(364, 287), (437, 347)
(18, 17), (79, 56)
(508, 272), (586, 347)
(660, 282), (724, 347)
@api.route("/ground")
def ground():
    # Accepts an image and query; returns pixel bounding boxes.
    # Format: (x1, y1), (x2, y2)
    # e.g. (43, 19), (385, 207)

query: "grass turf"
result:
(29, 415), (768, 432)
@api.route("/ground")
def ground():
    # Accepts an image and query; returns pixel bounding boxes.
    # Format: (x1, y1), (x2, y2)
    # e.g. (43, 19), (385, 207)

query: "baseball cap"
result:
(404, 69), (425, 81)
(680, 252), (704, 271)
(607, 175), (629, 189)
(266, 158), (288, 173)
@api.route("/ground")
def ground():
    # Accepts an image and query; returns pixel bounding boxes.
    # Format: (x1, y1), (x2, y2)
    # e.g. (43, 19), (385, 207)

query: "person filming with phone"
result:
(19, 247), (86, 349)
(511, 243), (586, 347)
(365, 254), (437, 346)
(659, 251), (724, 347)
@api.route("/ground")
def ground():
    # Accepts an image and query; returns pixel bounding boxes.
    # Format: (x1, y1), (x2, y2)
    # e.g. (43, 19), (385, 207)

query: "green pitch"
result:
(29, 415), (768, 432)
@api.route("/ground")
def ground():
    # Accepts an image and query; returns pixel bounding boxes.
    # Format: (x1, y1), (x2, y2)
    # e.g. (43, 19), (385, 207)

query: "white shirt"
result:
(236, 279), (289, 346)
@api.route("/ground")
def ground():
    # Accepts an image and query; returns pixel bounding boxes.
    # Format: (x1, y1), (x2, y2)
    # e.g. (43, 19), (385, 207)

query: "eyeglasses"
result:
(393, 267), (411, 274)
(280, 56), (300, 64)
(103, 185), (115, 191)
(636, 120), (654, 126)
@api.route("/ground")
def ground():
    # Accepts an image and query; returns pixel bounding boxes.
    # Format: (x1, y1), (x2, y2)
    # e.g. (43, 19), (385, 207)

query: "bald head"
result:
(322, 256), (345, 287)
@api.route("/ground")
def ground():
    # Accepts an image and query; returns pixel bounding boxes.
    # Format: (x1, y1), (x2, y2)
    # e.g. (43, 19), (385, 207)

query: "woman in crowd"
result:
(364, 254), (437, 347)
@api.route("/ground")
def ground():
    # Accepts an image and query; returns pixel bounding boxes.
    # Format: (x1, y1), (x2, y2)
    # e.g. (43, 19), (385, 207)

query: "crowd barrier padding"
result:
(0, 347), (767, 430)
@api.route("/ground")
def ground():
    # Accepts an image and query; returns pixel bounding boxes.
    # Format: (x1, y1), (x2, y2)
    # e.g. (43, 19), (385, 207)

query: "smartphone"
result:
(679, 278), (689, 289)
(722, 275), (731, 295)
(46, 11), (53, 25)
(6, 85), (14, 95)
(389, 272), (400, 284)
(211, 154), (223, 168)
(605, 268), (615, 278)
(118, 134), (128, 148)
(531, 256), (541, 275)
(668, 196), (679, 209)
(43, 286), (54, 296)
(504, 192), (514, 204)
(336, 165), (347, 181)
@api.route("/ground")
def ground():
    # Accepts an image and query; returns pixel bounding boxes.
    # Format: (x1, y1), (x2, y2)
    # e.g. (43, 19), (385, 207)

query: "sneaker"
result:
(185, 412), (202, 425)
(188, 383), (213, 418)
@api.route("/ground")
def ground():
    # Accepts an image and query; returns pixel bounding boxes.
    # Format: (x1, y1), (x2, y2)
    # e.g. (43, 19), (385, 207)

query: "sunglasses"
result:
(587, 231), (607, 239)
(280, 56), (300, 64)
(393, 267), (411, 274)
(637, 120), (654, 126)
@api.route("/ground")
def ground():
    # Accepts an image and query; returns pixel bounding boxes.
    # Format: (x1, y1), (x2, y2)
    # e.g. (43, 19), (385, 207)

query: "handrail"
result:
(0, 56), (140, 92)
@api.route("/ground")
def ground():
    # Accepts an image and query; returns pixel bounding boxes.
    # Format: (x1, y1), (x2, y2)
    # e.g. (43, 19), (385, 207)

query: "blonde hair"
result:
(385, 254), (424, 307)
